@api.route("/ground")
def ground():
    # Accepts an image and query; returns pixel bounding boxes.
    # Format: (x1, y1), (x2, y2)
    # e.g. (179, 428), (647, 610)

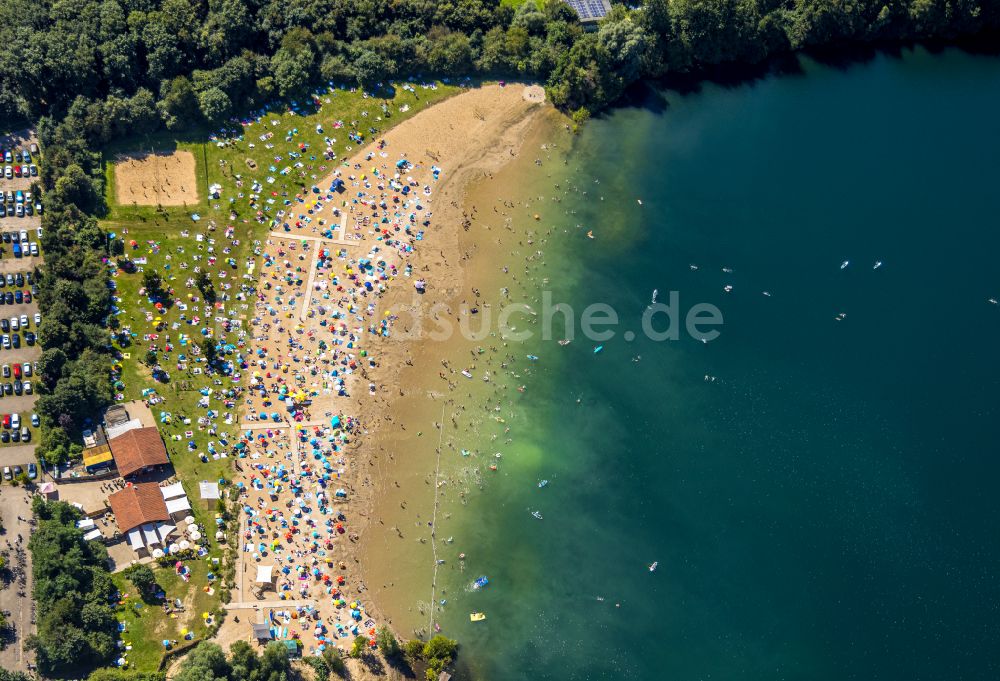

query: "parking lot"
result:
(0, 131), (41, 266)
(0, 129), (41, 673)
(0, 131), (42, 455)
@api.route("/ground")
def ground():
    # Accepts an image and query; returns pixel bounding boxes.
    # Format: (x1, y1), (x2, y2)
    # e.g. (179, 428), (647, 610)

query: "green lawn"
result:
(102, 81), (460, 227)
(100, 80), (460, 671)
(114, 560), (223, 672)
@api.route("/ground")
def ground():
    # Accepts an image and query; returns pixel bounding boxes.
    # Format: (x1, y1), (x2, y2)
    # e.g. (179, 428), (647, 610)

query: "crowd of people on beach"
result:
(228, 91), (448, 653)
(113, 83), (550, 654)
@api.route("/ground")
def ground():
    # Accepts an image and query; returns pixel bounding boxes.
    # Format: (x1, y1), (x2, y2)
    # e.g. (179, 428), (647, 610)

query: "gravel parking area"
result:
(0, 485), (35, 672)
(0, 131), (41, 452)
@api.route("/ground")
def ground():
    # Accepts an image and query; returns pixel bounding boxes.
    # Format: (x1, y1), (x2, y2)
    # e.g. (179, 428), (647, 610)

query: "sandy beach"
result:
(217, 83), (563, 656)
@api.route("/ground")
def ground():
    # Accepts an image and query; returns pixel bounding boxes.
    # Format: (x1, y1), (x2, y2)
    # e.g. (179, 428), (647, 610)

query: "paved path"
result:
(267, 229), (356, 248)
(0, 485), (34, 672)
(299, 247), (322, 321)
(224, 599), (316, 610)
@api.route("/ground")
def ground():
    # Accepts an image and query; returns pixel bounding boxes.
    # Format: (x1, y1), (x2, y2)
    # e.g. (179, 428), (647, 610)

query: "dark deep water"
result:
(440, 47), (1000, 680)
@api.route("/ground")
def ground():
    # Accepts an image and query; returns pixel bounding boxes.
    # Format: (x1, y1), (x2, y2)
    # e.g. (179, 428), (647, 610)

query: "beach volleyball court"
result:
(114, 150), (199, 206)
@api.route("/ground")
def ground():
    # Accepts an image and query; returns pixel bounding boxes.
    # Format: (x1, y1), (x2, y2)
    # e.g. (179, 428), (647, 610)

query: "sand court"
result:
(114, 150), (199, 205)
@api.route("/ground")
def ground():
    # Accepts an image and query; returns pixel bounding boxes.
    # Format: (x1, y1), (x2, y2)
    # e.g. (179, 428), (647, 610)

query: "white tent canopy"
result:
(256, 565), (274, 583)
(128, 529), (145, 550)
(83, 529), (103, 541)
(126, 521), (180, 553)
(160, 481), (186, 500)
(166, 496), (192, 515)
(157, 523), (176, 543)
(199, 481), (220, 500)
(142, 523), (161, 546)
(77, 518), (96, 530)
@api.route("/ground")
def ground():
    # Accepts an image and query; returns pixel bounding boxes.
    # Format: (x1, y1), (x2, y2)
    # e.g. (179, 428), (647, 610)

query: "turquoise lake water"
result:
(438, 47), (1000, 680)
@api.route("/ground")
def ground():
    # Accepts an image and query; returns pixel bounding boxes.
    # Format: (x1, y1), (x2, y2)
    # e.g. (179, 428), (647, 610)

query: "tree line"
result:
(32, 107), (116, 465)
(1, 0), (997, 129)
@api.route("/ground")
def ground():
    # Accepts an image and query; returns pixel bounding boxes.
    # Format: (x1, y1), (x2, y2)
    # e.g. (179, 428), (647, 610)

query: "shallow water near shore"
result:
(376, 47), (1000, 680)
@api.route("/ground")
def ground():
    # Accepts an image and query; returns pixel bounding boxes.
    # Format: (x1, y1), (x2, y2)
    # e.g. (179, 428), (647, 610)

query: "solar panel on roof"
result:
(566, 0), (610, 20)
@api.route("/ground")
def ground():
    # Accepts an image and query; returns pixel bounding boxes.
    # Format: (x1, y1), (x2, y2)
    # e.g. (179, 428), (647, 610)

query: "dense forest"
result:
(1, 0), (997, 132)
(26, 498), (120, 675)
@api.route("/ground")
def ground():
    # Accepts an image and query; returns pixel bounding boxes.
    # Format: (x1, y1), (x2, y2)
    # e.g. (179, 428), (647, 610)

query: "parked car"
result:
(2, 383), (10, 395)
(23, 363), (31, 377)
(11, 429), (19, 442)
(1, 335), (8, 349)
(13, 380), (21, 395)
(1, 319), (8, 332)
(10, 317), (18, 331)
(23, 381), (31, 394)
(19, 314), (27, 328)
(29, 242), (38, 256)
(11, 334), (19, 349)
(31, 413), (39, 427)
(24, 332), (34, 346)
(21, 428), (29, 442)
(34, 312), (40, 324)
(13, 291), (21, 304)
(2, 414), (9, 428)
(14, 273), (23, 286)
(0, 431), (8, 443)
(11, 413), (20, 429)
(12, 364), (20, 379)
(12, 465), (21, 477)
(2, 467), (10, 480)
(4, 293), (12, 305)
(27, 462), (36, 478)
(1, 364), (8, 378)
